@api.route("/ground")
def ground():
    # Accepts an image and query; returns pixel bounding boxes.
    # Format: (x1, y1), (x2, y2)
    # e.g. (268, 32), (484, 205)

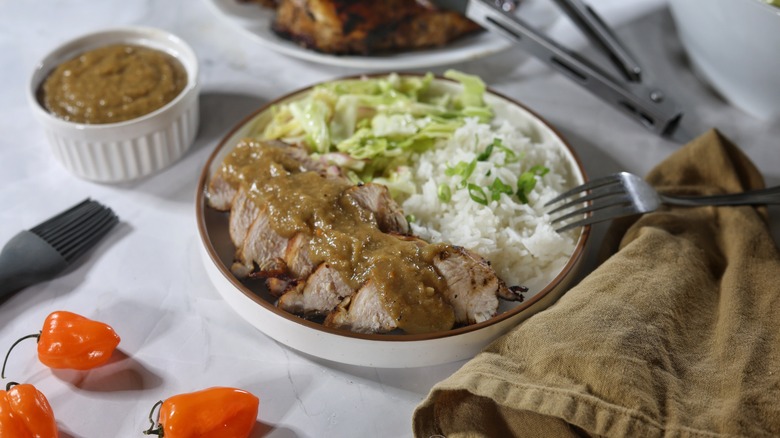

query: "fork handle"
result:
(660, 185), (780, 207)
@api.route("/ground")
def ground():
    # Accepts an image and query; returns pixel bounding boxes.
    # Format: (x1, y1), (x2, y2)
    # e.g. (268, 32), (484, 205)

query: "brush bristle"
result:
(30, 199), (119, 262)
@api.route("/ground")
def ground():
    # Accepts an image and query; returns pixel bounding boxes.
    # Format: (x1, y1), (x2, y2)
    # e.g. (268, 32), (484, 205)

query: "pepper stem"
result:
(142, 400), (164, 436)
(6, 381), (20, 391)
(1, 332), (41, 379)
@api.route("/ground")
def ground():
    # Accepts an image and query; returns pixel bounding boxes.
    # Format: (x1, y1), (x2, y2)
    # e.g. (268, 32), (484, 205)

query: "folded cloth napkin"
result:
(413, 129), (780, 437)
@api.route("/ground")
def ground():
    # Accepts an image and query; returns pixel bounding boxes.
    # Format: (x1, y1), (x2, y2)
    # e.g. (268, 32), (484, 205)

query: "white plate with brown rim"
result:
(195, 74), (590, 368)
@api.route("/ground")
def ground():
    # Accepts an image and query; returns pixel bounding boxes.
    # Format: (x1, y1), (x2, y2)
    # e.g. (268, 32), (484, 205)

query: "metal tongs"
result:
(436, 0), (683, 138)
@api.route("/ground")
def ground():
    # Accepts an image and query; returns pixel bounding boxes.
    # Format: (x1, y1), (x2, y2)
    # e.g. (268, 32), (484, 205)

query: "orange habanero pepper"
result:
(143, 387), (260, 438)
(2, 310), (120, 378)
(0, 382), (58, 438)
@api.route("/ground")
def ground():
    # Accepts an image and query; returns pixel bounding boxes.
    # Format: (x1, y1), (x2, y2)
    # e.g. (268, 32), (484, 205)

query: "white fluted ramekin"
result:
(29, 27), (200, 183)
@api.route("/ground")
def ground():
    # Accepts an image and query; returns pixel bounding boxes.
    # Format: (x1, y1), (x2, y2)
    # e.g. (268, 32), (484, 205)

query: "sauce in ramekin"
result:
(40, 44), (187, 124)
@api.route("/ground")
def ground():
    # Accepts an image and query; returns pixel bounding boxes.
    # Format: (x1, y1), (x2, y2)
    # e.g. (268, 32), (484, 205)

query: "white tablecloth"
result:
(1, 0), (778, 436)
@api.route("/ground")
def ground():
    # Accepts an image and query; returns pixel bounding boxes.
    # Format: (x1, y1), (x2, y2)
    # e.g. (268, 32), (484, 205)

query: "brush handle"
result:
(0, 231), (69, 298)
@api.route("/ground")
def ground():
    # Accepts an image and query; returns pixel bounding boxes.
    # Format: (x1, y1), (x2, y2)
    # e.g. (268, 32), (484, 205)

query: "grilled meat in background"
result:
(238, 0), (484, 55)
(238, 0), (278, 7)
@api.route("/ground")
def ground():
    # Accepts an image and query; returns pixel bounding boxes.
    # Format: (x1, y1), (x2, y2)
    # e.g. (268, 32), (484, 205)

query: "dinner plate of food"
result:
(205, 0), (560, 70)
(196, 72), (589, 367)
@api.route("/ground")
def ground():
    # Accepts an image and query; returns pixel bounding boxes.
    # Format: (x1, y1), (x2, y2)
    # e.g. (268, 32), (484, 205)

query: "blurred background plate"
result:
(668, 0), (780, 120)
(205, 0), (560, 70)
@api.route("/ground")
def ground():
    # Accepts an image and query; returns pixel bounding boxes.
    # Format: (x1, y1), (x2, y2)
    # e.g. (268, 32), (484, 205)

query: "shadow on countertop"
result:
(107, 92), (268, 204)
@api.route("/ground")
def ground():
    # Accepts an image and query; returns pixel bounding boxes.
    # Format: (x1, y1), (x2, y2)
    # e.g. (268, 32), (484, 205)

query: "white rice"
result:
(401, 117), (578, 293)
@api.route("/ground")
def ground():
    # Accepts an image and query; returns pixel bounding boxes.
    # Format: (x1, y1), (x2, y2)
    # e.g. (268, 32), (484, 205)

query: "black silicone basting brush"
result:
(0, 199), (118, 297)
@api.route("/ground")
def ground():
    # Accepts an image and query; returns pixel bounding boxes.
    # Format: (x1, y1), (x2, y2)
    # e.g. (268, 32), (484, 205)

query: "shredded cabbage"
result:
(259, 71), (493, 189)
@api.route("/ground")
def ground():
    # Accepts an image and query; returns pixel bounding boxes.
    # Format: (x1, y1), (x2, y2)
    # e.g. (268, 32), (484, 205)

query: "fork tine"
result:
(555, 204), (640, 232)
(545, 173), (624, 207)
(547, 182), (629, 215)
(550, 193), (633, 224)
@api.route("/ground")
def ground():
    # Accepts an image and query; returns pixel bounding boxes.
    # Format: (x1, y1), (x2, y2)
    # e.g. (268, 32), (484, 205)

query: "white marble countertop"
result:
(1, 0), (778, 437)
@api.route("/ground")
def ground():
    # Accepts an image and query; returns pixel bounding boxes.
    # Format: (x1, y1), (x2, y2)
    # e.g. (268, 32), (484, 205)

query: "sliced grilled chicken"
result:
(228, 188), (260, 249)
(231, 203), (289, 278)
(284, 232), (315, 279)
(277, 263), (354, 316)
(433, 245), (520, 324)
(206, 171), (238, 212)
(258, 138), (336, 174)
(224, 173), (409, 281)
(267, 277), (295, 297)
(229, 184), (409, 280)
(208, 138), (527, 335)
(344, 183), (409, 235)
(207, 139), (341, 212)
(312, 236), (519, 329)
(324, 280), (398, 333)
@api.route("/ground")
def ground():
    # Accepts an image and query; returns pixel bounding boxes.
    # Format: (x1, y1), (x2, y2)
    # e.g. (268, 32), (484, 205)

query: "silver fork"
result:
(546, 172), (780, 232)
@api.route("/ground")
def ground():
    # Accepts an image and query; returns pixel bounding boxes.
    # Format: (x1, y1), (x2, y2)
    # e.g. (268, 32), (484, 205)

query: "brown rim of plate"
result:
(195, 73), (591, 342)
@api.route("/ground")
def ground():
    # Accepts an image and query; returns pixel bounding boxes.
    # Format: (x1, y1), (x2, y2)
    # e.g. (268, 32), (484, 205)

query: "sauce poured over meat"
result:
(208, 138), (522, 334)
(218, 139), (454, 333)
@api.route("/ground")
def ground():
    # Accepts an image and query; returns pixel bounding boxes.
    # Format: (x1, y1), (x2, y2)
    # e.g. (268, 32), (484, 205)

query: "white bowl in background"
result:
(669, 0), (780, 120)
(28, 27), (200, 183)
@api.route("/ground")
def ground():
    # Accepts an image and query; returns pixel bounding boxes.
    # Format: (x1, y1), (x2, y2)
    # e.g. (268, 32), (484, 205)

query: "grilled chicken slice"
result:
(344, 183), (409, 235)
(231, 203), (289, 278)
(272, 0), (482, 55)
(221, 165), (409, 280)
(433, 245), (521, 324)
(267, 277), (295, 297)
(277, 263), (354, 316)
(279, 232), (520, 330)
(324, 280), (398, 333)
(229, 184), (410, 280)
(321, 235), (518, 327)
(284, 232), (315, 279)
(211, 139), (346, 279)
(206, 139), (340, 212)
(206, 171), (238, 212)
(228, 188), (260, 249)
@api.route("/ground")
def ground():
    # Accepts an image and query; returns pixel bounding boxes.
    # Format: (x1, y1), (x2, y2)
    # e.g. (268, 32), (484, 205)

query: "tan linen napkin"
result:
(413, 129), (780, 438)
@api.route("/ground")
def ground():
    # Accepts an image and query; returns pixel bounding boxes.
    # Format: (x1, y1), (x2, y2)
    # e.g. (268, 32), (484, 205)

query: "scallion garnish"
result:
(445, 159), (477, 188)
(476, 142), (494, 161)
(437, 183), (452, 203)
(516, 165), (550, 204)
(489, 177), (514, 201)
(492, 138), (522, 164)
(467, 183), (488, 205)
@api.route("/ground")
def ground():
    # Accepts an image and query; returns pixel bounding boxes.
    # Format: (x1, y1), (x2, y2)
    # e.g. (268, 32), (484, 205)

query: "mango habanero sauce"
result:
(40, 44), (187, 124)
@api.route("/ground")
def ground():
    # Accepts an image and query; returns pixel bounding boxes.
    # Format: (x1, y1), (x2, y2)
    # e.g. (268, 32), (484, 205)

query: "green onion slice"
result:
(489, 177), (514, 201)
(516, 165), (550, 204)
(467, 183), (488, 205)
(437, 183), (452, 203)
